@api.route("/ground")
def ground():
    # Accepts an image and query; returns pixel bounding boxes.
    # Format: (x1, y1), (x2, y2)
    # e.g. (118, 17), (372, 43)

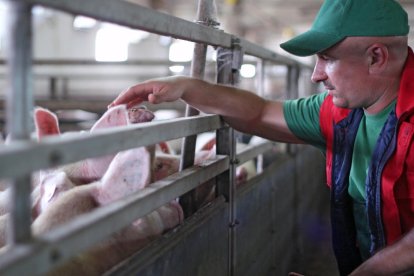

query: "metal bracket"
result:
(231, 37), (243, 72)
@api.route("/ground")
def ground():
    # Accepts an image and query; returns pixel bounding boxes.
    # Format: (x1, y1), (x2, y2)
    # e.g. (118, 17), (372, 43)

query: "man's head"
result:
(280, 0), (409, 57)
(311, 36), (408, 113)
(281, 0), (410, 113)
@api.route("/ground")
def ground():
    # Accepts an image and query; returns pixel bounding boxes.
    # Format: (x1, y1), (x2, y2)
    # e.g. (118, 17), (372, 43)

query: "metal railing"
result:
(0, 0), (313, 275)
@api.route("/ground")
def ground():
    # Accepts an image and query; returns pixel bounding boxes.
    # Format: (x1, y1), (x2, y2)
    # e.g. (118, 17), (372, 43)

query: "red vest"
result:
(320, 48), (414, 251)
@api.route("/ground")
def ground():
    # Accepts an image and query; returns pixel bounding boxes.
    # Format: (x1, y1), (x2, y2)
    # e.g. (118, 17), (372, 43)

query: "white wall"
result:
(0, 7), (173, 99)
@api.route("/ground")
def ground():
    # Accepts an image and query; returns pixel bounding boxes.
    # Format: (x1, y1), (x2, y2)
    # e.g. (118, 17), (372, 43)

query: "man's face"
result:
(311, 38), (374, 109)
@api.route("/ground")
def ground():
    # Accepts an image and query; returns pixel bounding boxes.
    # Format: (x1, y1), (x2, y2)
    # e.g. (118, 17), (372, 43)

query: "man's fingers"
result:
(109, 83), (154, 108)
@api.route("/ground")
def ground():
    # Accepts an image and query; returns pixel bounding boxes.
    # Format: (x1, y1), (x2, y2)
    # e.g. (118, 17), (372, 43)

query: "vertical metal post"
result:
(49, 77), (57, 99)
(255, 59), (265, 174)
(256, 59), (265, 98)
(62, 77), (69, 99)
(285, 65), (299, 155)
(3, 0), (34, 245)
(286, 64), (300, 100)
(286, 64), (301, 270)
(216, 37), (243, 276)
(179, 0), (219, 217)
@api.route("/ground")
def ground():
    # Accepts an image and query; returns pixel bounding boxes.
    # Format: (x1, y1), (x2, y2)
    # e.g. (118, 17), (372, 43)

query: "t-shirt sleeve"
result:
(283, 92), (327, 151)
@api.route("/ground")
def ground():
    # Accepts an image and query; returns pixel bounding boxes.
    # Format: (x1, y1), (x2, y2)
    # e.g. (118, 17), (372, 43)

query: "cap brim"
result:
(280, 30), (344, 57)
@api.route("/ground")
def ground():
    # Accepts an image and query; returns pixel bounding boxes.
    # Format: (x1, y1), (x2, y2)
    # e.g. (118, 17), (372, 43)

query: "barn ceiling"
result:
(127, 0), (414, 54)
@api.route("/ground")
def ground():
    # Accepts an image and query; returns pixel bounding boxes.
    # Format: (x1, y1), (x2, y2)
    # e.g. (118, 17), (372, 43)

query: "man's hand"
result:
(109, 76), (193, 109)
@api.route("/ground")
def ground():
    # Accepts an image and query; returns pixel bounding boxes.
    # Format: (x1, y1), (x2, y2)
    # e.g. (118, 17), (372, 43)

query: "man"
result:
(109, 0), (414, 275)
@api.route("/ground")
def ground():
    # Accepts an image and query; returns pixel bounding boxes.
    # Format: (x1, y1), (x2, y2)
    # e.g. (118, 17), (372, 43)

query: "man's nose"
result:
(311, 62), (327, 83)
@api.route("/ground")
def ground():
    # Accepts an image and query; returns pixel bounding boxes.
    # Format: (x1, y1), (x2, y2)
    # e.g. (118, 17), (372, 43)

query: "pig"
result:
(34, 105), (154, 185)
(197, 133), (257, 185)
(32, 146), (155, 233)
(0, 214), (8, 248)
(32, 171), (75, 218)
(0, 105), (185, 266)
(0, 105), (157, 218)
(176, 133), (258, 209)
(0, 190), (10, 216)
(153, 153), (181, 181)
(32, 105), (155, 217)
(153, 146), (217, 210)
(30, 145), (183, 276)
(156, 141), (174, 154)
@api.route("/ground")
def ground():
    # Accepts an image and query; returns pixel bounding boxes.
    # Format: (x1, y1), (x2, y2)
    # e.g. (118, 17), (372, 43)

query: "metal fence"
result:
(0, 0), (314, 275)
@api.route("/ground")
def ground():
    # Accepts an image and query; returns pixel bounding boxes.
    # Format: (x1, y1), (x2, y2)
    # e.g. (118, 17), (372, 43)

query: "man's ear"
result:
(367, 43), (388, 74)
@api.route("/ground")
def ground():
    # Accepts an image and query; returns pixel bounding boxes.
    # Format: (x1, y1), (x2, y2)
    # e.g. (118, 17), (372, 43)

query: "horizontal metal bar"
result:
(236, 140), (275, 165)
(0, 114), (224, 179)
(0, 59), (192, 66)
(104, 195), (228, 276)
(0, 155), (229, 276)
(0, 100), (185, 114)
(28, 0), (232, 48)
(239, 38), (313, 69)
(20, 0), (312, 68)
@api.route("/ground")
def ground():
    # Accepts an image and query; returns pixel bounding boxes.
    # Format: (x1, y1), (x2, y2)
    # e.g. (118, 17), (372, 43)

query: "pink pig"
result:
(34, 105), (155, 184)
(30, 145), (183, 275)
(32, 105), (155, 217)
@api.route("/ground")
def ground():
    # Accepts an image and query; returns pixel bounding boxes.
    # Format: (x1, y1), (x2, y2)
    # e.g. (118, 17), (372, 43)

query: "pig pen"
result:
(105, 145), (336, 276)
(0, 0), (338, 275)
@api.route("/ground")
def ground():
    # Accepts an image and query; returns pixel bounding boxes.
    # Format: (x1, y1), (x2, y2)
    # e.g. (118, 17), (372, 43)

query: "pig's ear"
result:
(34, 107), (61, 141)
(200, 137), (216, 151)
(93, 146), (153, 205)
(90, 105), (129, 132)
(156, 141), (172, 154)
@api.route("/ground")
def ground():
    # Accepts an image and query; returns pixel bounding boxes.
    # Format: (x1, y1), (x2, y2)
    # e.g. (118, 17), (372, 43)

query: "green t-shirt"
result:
(283, 93), (396, 260)
(282, 92), (327, 150)
(349, 100), (396, 260)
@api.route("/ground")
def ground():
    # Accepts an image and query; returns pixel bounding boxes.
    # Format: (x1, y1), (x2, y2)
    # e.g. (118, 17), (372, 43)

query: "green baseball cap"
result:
(280, 0), (410, 57)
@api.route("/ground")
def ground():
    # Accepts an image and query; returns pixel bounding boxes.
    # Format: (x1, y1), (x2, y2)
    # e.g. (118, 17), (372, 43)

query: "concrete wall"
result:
(105, 146), (339, 276)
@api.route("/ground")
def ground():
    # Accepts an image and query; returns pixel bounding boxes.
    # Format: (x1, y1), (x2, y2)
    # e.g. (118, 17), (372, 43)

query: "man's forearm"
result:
(181, 78), (302, 143)
(180, 78), (266, 120)
(351, 229), (414, 275)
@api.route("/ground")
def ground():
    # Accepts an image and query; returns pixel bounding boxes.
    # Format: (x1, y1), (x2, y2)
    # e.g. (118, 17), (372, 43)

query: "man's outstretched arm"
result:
(110, 76), (303, 144)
